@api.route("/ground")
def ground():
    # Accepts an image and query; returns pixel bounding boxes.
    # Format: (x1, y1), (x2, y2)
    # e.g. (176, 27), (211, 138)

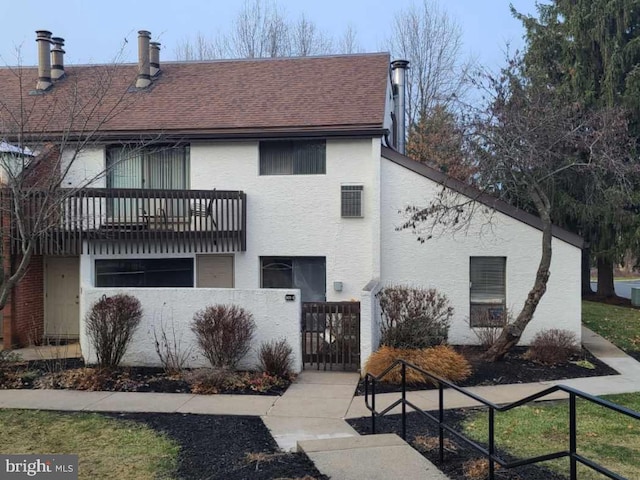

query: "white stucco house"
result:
(0, 30), (582, 372)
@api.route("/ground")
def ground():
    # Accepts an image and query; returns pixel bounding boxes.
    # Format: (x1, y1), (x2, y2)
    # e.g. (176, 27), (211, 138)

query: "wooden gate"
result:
(301, 302), (360, 371)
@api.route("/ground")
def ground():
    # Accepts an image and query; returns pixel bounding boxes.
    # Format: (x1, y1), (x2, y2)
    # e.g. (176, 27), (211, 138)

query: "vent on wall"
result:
(341, 185), (364, 218)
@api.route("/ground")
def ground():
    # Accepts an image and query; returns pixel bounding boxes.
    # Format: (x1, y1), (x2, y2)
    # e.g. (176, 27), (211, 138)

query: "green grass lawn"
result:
(0, 410), (179, 479)
(582, 300), (640, 354)
(463, 393), (640, 479)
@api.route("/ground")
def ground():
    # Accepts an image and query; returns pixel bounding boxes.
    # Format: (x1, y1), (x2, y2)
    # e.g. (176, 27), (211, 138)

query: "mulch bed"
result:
(103, 412), (328, 480)
(347, 410), (567, 480)
(356, 346), (618, 396)
(0, 358), (291, 396)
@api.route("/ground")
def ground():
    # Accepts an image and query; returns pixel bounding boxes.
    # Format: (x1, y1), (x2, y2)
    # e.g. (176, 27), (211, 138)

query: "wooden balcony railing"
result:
(7, 188), (247, 255)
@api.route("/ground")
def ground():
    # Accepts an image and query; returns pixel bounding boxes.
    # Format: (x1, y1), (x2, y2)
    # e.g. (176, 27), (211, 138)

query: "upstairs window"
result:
(341, 185), (364, 217)
(470, 256), (506, 327)
(106, 145), (190, 190)
(259, 140), (326, 175)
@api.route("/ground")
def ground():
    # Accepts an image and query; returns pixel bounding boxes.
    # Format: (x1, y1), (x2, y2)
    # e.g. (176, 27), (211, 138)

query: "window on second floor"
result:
(106, 145), (190, 190)
(259, 140), (326, 175)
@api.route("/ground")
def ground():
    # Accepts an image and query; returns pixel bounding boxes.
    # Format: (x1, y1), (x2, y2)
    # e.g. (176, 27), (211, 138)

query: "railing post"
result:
(488, 407), (495, 480)
(401, 362), (407, 440)
(569, 393), (577, 480)
(439, 382), (444, 463)
(371, 377), (376, 434)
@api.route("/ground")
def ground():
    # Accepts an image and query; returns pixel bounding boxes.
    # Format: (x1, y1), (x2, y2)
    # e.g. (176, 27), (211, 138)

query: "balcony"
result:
(9, 188), (247, 255)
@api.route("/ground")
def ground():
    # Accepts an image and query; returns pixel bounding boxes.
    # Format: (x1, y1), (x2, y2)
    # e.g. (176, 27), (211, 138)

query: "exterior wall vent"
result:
(341, 185), (364, 218)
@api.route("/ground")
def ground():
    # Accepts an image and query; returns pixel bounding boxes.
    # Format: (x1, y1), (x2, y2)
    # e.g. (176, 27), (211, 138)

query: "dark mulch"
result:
(627, 350), (640, 362)
(348, 410), (567, 480)
(356, 346), (618, 396)
(106, 412), (327, 480)
(2, 358), (290, 396)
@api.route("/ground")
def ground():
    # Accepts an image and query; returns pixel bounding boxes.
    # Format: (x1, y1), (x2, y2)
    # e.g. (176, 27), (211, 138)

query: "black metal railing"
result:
(5, 187), (247, 255)
(302, 302), (360, 371)
(365, 359), (640, 480)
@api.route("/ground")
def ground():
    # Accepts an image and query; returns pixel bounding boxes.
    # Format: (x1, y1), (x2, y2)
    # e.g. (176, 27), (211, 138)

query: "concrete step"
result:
(297, 433), (450, 480)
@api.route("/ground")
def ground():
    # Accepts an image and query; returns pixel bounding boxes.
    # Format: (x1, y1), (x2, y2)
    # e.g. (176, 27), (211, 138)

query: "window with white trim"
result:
(341, 185), (363, 218)
(470, 256), (506, 327)
(259, 140), (326, 175)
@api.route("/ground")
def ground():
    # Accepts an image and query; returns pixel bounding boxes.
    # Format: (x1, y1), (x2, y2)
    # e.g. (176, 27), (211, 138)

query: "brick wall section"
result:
(2, 255), (44, 348)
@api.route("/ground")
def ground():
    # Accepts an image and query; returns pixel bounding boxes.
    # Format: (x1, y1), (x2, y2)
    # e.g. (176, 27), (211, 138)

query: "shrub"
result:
(377, 285), (452, 349)
(153, 315), (193, 375)
(85, 294), (142, 369)
(191, 304), (256, 369)
(184, 368), (237, 394)
(258, 338), (294, 377)
(525, 329), (580, 365)
(470, 309), (512, 350)
(364, 345), (471, 385)
(463, 458), (501, 480)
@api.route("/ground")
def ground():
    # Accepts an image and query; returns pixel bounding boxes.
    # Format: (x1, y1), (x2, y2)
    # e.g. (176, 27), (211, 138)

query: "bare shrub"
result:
(191, 304), (256, 369)
(413, 435), (457, 453)
(470, 309), (512, 350)
(525, 329), (580, 365)
(364, 345), (471, 385)
(377, 285), (452, 349)
(85, 294), (143, 369)
(153, 314), (193, 375)
(462, 458), (501, 480)
(258, 338), (293, 377)
(184, 368), (237, 394)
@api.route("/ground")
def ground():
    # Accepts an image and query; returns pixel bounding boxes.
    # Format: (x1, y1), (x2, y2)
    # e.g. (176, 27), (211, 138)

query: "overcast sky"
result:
(1, 0), (539, 70)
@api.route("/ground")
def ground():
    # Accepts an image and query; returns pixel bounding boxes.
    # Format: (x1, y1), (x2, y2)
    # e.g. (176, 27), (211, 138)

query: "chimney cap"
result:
(138, 30), (151, 37)
(150, 41), (161, 47)
(51, 37), (65, 44)
(36, 30), (53, 39)
(391, 59), (410, 69)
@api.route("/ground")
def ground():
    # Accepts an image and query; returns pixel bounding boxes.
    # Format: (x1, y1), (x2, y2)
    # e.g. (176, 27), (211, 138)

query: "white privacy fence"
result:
(80, 287), (302, 372)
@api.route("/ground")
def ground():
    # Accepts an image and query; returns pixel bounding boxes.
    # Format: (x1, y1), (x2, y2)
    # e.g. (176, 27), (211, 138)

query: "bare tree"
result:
(401, 60), (635, 361)
(174, 0), (357, 60)
(0, 50), (145, 320)
(290, 14), (333, 57)
(174, 32), (226, 61)
(388, 0), (472, 127)
(337, 24), (362, 55)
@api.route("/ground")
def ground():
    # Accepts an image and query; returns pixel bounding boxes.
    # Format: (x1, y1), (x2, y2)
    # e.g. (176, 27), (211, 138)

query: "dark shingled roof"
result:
(0, 53), (390, 139)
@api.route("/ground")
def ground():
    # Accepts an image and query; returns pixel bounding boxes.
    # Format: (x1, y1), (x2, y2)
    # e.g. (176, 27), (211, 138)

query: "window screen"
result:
(470, 257), (506, 327)
(259, 140), (326, 175)
(341, 185), (363, 217)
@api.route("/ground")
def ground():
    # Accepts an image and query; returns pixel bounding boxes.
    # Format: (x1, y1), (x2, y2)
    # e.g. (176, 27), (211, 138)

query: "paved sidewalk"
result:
(1, 326), (639, 480)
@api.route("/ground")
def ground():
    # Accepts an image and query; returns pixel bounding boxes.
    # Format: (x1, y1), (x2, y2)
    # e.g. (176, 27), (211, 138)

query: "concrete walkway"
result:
(1, 326), (639, 479)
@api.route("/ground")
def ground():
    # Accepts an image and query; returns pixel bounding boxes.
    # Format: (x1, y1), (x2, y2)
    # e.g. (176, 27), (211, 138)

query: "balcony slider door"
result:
(106, 145), (189, 225)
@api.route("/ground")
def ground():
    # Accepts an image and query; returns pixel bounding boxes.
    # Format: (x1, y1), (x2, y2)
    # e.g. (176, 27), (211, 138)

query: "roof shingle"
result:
(0, 53), (390, 139)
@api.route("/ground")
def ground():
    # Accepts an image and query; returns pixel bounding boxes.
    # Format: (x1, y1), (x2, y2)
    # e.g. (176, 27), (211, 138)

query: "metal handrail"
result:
(364, 359), (640, 480)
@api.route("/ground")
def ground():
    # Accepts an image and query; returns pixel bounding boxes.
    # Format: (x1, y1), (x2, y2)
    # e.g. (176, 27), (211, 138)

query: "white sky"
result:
(1, 0), (540, 70)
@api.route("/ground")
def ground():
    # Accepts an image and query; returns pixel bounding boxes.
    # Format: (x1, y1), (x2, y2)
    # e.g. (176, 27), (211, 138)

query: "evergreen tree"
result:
(514, 0), (640, 297)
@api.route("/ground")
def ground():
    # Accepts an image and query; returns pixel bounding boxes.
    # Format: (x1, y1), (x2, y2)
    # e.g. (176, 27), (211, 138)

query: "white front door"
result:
(45, 257), (80, 338)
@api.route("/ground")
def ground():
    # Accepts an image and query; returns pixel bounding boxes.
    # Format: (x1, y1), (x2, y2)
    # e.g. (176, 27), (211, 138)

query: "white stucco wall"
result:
(80, 287), (303, 372)
(380, 158), (582, 345)
(190, 138), (381, 300)
(61, 147), (106, 188)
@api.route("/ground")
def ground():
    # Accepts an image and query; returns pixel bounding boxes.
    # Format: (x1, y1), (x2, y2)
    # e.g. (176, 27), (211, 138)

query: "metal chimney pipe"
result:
(149, 41), (161, 77)
(36, 30), (53, 91)
(51, 37), (65, 80)
(136, 30), (152, 89)
(391, 59), (410, 155)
